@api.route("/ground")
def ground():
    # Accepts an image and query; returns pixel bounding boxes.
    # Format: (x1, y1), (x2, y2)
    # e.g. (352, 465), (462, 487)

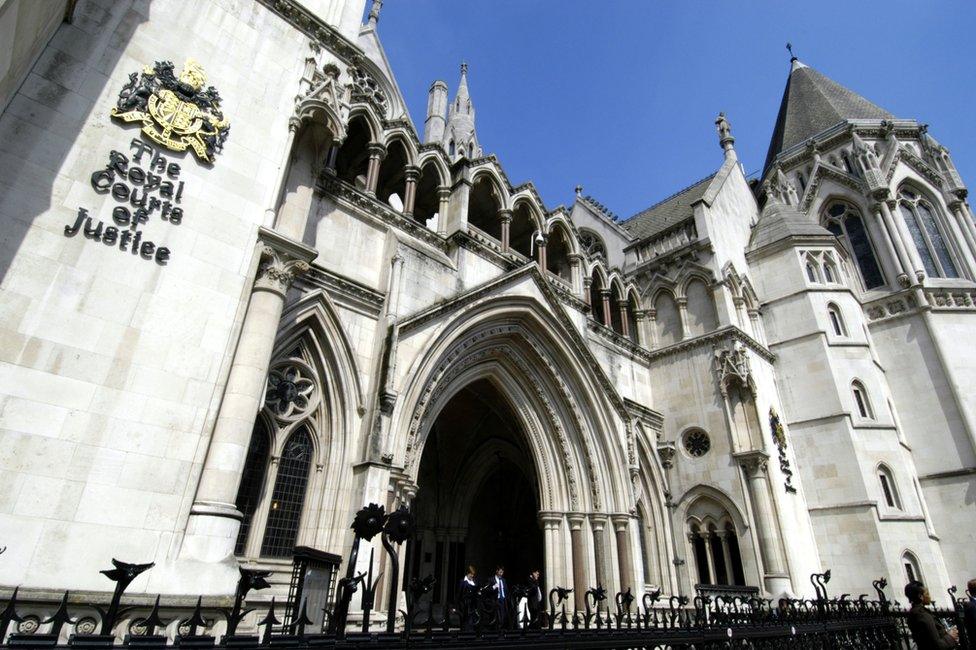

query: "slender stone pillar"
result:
(618, 303), (630, 338)
(736, 451), (791, 594)
(323, 140), (340, 176)
(883, 199), (925, 282)
(183, 228), (317, 562)
(590, 515), (609, 590)
(952, 201), (976, 259)
(499, 209), (513, 252)
(717, 531), (735, 585)
(701, 532), (716, 585)
(537, 236), (548, 272)
(945, 201), (976, 279)
(686, 533), (701, 587)
(539, 512), (565, 595)
(600, 290), (612, 328)
(364, 143), (386, 197)
(568, 253), (584, 294)
(612, 515), (634, 592)
(634, 310), (646, 346)
(263, 119), (300, 228)
(676, 297), (690, 339)
(436, 187), (451, 235)
(582, 276), (592, 306)
(646, 309), (658, 349)
(869, 203), (908, 285)
(567, 514), (588, 611)
(402, 165), (420, 217)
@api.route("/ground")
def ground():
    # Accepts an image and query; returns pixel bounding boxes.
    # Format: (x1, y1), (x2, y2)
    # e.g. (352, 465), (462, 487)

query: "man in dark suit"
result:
(964, 578), (976, 648)
(490, 565), (509, 629)
(905, 580), (958, 649)
(527, 569), (543, 628)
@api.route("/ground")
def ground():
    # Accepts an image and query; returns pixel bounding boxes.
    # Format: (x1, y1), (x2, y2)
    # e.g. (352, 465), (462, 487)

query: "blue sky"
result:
(374, 1), (976, 219)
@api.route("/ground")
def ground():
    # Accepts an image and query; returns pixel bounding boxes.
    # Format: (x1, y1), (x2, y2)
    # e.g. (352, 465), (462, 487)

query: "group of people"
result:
(905, 579), (976, 649)
(457, 565), (544, 630)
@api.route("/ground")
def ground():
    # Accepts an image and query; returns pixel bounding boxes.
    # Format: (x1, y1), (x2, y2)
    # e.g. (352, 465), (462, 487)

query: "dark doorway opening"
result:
(406, 379), (544, 615)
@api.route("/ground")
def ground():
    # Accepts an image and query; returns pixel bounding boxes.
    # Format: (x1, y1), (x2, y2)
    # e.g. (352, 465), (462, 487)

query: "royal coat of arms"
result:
(111, 59), (230, 163)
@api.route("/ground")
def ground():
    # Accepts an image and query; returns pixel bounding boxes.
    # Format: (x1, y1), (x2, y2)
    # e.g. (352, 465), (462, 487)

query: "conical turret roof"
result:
(748, 201), (833, 253)
(763, 59), (894, 174)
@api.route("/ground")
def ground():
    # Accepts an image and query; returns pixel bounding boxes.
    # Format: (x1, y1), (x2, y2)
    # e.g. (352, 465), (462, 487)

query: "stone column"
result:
(600, 290), (612, 328)
(590, 515), (609, 591)
(646, 309), (658, 349)
(364, 143), (386, 197)
(568, 253), (584, 294)
(263, 119), (300, 227)
(686, 533), (701, 587)
(183, 229), (317, 563)
(539, 512), (565, 596)
(634, 310), (646, 346)
(612, 515), (635, 593)
(323, 140), (340, 176)
(567, 513), (588, 611)
(883, 199), (925, 283)
(436, 187), (451, 235)
(701, 532), (716, 585)
(618, 303), (630, 338)
(717, 530), (735, 585)
(676, 297), (690, 339)
(944, 201), (976, 280)
(499, 209), (513, 252)
(582, 276), (592, 306)
(873, 202), (910, 286)
(951, 200), (976, 261)
(537, 235), (548, 272)
(402, 165), (420, 218)
(737, 451), (791, 594)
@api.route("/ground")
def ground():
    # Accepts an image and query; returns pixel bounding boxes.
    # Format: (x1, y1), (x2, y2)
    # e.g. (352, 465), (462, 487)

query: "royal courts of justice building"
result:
(1, 0), (974, 627)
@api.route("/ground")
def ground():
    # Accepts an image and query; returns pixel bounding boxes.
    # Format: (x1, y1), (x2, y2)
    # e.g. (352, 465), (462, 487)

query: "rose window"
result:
(265, 361), (318, 420)
(683, 429), (711, 457)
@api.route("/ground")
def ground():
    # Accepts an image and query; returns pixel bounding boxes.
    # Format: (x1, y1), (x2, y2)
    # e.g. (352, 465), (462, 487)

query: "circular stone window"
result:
(683, 429), (711, 457)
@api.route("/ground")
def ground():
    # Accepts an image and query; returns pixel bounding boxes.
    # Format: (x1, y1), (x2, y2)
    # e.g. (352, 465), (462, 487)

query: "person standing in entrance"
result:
(905, 581), (958, 648)
(491, 565), (509, 628)
(527, 569), (543, 628)
(458, 565), (478, 631)
(963, 579), (976, 647)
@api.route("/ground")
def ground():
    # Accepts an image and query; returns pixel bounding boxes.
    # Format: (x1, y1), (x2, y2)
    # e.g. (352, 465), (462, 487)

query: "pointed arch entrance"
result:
(406, 378), (544, 611)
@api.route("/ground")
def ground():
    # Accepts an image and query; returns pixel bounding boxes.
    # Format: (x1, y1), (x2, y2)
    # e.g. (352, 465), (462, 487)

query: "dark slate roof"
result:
(763, 60), (894, 174)
(748, 202), (833, 253)
(622, 174), (715, 240)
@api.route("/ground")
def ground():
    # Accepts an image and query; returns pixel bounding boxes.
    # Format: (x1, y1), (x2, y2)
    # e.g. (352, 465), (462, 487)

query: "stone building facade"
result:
(0, 0), (974, 633)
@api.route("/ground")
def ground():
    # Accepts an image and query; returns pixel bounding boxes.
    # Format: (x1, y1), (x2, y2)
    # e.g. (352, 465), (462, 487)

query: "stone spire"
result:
(443, 61), (482, 161)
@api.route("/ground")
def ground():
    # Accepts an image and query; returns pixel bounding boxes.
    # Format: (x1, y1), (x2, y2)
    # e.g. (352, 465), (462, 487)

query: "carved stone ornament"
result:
(255, 245), (311, 296)
(714, 341), (753, 396)
(348, 66), (388, 117)
(111, 59), (229, 163)
(265, 359), (319, 421)
(769, 408), (797, 493)
(296, 61), (350, 138)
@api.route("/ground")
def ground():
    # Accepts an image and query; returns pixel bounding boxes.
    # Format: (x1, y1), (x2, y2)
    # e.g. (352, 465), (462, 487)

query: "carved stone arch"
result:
(382, 129), (419, 166)
(511, 194), (546, 229)
(545, 215), (580, 255)
(641, 273), (677, 302)
(392, 296), (634, 513)
(417, 151), (450, 187)
(674, 262), (715, 299)
(470, 163), (512, 209)
(588, 260), (610, 287)
(295, 98), (346, 144)
(346, 104), (383, 143)
(676, 484), (749, 534)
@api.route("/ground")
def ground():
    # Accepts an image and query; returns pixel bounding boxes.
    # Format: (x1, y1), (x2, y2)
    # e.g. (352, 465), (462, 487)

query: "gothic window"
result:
(806, 261), (820, 283)
(796, 172), (806, 193)
(822, 253), (839, 283)
(685, 279), (718, 336)
(852, 380), (874, 420)
(578, 229), (607, 261)
(687, 503), (745, 586)
(234, 422), (271, 555)
(590, 269), (606, 324)
(654, 291), (682, 346)
(468, 143), (473, 158)
(683, 429), (711, 457)
(827, 303), (846, 337)
(824, 203), (885, 290)
(878, 464), (901, 510)
(449, 140), (455, 157)
(898, 188), (959, 278)
(260, 428), (313, 558)
(902, 552), (922, 584)
(545, 223), (574, 284)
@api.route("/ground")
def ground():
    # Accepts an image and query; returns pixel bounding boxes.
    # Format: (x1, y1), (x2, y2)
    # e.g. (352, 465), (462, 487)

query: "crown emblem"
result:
(111, 59), (230, 163)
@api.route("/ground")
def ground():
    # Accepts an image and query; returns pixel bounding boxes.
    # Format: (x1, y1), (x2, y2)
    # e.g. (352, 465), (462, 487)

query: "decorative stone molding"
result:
(254, 227), (317, 297)
(257, 0), (363, 64)
(656, 443), (676, 470)
(713, 340), (756, 397)
(265, 358), (319, 421)
(768, 408), (797, 494)
(735, 450), (770, 479)
(297, 264), (385, 314)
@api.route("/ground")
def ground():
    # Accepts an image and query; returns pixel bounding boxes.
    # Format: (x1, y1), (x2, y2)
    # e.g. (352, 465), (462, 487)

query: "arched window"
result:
(878, 464), (901, 510)
(468, 143), (474, 159)
(898, 188), (959, 278)
(260, 428), (313, 558)
(902, 551), (923, 584)
(686, 500), (746, 587)
(824, 202), (885, 289)
(806, 261), (820, 283)
(822, 253), (839, 283)
(545, 224), (574, 284)
(852, 380), (874, 420)
(685, 279), (718, 336)
(827, 303), (846, 336)
(448, 140), (455, 158)
(467, 174), (503, 242)
(589, 269), (606, 325)
(234, 422), (271, 555)
(654, 291), (682, 346)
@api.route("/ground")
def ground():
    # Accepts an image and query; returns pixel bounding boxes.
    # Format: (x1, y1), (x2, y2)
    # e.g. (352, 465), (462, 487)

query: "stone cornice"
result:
(586, 319), (650, 361)
(645, 325), (775, 364)
(298, 264), (385, 315)
(256, 0), (363, 64)
(623, 398), (664, 432)
(317, 175), (449, 253)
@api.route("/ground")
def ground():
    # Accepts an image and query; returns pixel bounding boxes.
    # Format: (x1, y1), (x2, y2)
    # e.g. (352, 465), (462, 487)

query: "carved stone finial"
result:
(715, 112), (735, 156)
(367, 0), (382, 26)
(786, 42), (797, 62)
(575, 184), (583, 196)
(460, 61), (468, 76)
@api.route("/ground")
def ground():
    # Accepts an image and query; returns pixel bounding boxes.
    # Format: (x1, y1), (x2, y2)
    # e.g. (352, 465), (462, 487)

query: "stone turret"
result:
(423, 63), (483, 161)
(424, 80), (448, 144)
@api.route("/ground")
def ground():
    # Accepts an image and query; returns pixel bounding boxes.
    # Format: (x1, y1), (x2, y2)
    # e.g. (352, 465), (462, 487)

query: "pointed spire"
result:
(764, 57), (894, 175)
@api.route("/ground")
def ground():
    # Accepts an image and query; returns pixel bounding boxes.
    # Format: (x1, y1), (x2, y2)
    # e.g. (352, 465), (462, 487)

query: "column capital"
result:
(367, 142), (387, 158)
(610, 514), (631, 531)
(498, 208), (513, 223)
(403, 165), (421, 182)
(588, 513), (608, 532)
(734, 450), (770, 479)
(656, 442), (676, 469)
(538, 511), (564, 528)
(600, 288), (611, 298)
(255, 227), (318, 297)
(676, 297), (689, 307)
(566, 513), (586, 529)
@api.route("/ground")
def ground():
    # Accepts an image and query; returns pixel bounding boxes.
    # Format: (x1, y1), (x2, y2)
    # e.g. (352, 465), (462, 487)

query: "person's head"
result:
(530, 569), (540, 580)
(967, 578), (976, 598)
(904, 580), (930, 605)
(466, 565), (476, 579)
(495, 565), (505, 577)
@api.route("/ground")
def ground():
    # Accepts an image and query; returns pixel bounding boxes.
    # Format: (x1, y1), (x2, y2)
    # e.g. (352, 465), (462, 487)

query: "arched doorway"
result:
(406, 378), (544, 614)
